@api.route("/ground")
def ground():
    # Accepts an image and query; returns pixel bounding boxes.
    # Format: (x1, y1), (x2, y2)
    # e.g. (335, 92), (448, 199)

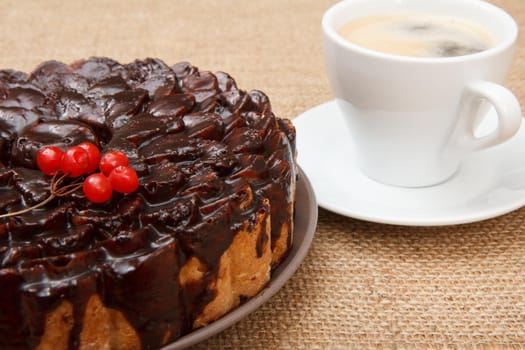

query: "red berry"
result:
(61, 146), (90, 177)
(36, 146), (64, 176)
(99, 151), (129, 176)
(83, 173), (113, 203)
(108, 166), (139, 193)
(78, 142), (101, 174)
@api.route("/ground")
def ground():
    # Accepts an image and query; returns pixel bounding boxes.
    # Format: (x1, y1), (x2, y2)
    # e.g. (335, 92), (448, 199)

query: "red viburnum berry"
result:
(108, 166), (139, 194)
(61, 146), (90, 177)
(36, 146), (64, 176)
(83, 173), (113, 203)
(78, 142), (101, 174)
(99, 151), (129, 176)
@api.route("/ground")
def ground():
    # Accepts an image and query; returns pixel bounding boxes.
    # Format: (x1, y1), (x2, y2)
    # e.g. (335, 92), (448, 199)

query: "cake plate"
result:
(162, 167), (318, 349)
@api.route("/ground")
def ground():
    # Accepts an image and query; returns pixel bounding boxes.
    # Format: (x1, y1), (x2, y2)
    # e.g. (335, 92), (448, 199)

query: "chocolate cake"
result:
(0, 57), (296, 349)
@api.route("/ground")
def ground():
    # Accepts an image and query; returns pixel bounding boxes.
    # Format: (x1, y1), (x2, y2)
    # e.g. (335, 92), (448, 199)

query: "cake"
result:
(0, 57), (296, 349)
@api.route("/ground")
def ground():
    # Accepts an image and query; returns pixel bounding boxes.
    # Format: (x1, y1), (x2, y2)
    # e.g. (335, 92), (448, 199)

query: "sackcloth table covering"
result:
(1, 0), (524, 348)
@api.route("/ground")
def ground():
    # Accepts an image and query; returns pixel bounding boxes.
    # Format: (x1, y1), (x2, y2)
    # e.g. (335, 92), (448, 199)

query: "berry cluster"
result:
(36, 142), (139, 203)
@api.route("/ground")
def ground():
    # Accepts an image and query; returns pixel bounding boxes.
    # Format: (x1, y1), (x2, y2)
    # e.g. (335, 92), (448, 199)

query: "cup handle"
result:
(450, 81), (522, 152)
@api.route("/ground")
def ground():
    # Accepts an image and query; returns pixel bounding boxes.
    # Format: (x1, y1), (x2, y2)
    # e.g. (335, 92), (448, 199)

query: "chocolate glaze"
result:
(0, 57), (296, 349)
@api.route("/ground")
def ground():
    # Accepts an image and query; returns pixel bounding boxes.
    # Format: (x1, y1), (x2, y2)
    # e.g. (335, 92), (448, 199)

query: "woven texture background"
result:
(1, 0), (524, 348)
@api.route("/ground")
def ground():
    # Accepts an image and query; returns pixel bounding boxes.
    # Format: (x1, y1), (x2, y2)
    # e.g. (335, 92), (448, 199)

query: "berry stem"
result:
(0, 172), (83, 219)
(0, 193), (57, 219)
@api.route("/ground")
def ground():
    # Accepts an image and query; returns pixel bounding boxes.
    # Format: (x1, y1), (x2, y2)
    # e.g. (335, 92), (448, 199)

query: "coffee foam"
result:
(338, 13), (496, 58)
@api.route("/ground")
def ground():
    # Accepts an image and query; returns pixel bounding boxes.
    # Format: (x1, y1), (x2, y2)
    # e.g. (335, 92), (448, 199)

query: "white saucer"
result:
(293, 100), (525, 226)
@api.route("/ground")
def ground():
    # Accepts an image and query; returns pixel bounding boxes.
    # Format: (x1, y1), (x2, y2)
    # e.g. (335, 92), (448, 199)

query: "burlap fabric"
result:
(1, 0), (524, 348)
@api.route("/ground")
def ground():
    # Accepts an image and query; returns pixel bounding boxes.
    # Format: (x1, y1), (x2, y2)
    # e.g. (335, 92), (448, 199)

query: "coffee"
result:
(338, 13), (495, 57)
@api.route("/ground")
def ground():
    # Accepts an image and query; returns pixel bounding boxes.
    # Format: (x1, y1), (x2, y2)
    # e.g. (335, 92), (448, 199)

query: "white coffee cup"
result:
(322, 0), (522, 187)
